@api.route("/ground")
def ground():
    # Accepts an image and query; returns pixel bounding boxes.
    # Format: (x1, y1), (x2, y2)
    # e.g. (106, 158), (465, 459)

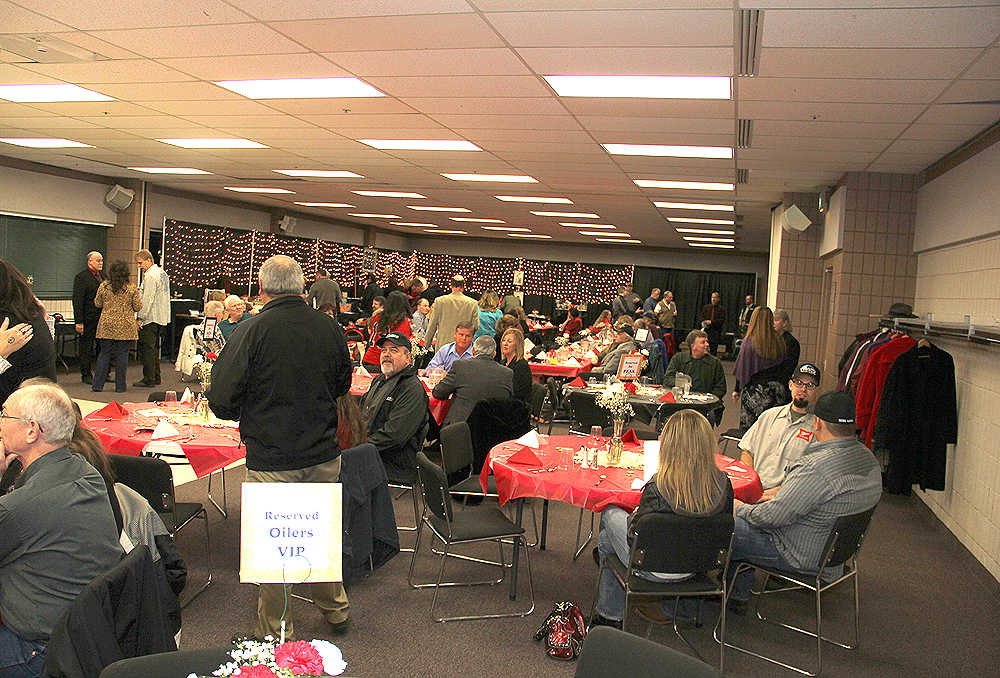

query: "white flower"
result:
(310, 639), (347, 676)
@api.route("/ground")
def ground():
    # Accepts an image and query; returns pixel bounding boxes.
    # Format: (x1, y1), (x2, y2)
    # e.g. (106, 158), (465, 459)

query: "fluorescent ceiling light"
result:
(427, 229), (467, 234)
(689, 242), (735, 249)
(359, 139), (481, 151)
(635, 179), (734, 191)
(0, 84), (113, 102)
(159, 138), (267, 149)
(0, 137), (93, 148)
(494, 195), (573, 204)
(295, 202), (354, 208)
(391, 222), (437, 227)
(450, 217), (504, 223)
(352, 190), (426, 198)
(224, 186), (293, 194)
(532, 211), (599, 218)
(654, 201), (734, 211)
(129, 167), (210, 174)
(509, 233), (552, 239)
(481, 226), (531, 232)
(274, 169), (363, 178)
(675, 228), (735, 235)
(579, 231), (630, 237)
(668, 217), (736, 225)
(408, 205), (470, 212)
(597, 238), (642, 244)
(214, 77), (384, 99)
(442, 173), (537, 183)
(559, 222), (615, 229)
(545, 75), (730, 100)
(683, 236), (735, 243)
(348, 213), (400, 219)
(602, 143), (732, 159)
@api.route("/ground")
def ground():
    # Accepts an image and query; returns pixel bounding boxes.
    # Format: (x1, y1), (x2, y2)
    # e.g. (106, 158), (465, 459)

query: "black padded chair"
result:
(407, 452), (534, 622)
(466, 397), (531, 475)
(596, 511), (735, 671)
(99, 647), (232, 678)
(108, 454), (212, 607)
(720, 505), (877, 677)
(574, 626), (722, 678)
(717, 427), (743, 458)
(528, 382), (547, 425)
(565, 389), (612, 434)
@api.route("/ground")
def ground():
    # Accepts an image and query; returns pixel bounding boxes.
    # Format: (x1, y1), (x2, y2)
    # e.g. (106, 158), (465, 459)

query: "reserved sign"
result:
(240, 482), (343, 584)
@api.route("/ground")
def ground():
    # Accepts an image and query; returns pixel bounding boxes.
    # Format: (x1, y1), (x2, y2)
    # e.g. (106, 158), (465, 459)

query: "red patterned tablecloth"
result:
(350, 371), (451, 425)
(529, 359), (594, 378)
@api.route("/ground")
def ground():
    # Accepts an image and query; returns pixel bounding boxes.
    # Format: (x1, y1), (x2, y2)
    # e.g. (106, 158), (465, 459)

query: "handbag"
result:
(533, 601), (587, 660)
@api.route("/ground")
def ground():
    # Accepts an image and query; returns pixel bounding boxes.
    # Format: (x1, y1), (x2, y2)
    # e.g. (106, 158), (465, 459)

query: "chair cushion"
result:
(428, 506), (524, 542)
(606, 552), (723, 595)
(450, 474), (497, 495)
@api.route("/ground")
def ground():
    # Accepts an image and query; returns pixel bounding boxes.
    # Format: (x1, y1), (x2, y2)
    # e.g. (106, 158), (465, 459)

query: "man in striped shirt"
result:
(728, 391), (882, 610)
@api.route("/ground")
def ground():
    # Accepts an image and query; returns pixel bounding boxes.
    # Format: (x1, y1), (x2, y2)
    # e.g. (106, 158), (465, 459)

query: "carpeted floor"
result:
(57, 358), (1000, 677)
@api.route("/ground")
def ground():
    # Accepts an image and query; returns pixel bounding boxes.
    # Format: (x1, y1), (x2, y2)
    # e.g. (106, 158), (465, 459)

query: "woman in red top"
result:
(362, 290), (413, 373)
(560, 306), (583, 336)
(588, 309), (612, 334)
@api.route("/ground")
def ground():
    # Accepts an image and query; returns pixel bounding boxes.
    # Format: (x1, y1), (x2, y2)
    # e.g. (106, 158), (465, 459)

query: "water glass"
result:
(164, 390), (177, 403)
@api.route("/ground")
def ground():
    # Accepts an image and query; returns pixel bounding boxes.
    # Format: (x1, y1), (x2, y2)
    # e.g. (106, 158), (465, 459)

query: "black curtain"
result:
(631, 267), (755, 337)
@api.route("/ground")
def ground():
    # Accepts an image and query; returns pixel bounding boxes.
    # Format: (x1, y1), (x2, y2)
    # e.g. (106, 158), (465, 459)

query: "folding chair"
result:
(574, 626), (721, 678)
(719, 505), (877, 676)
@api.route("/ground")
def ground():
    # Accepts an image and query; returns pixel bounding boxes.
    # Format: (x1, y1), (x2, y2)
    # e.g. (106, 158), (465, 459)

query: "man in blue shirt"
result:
(426, 322), (474, 371)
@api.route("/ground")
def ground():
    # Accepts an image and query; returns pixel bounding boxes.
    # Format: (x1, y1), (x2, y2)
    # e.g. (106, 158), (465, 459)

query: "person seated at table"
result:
(663, 330), (728, 425)
(432, 336), (513, 427)
(641, 312), (664, 342)
(587, 309), (613, 335)
(410, 297), (431, 342)
(360, 332), (429, 479)
(475, 291), (503, 340)
(499, 328), (531, 403)
(318, 302), (338, 319)
(336, 393), (367, 451)
(493, 314), (519, 360)
(218, 295), (251, 341)
(590, 321), (638, 375)
(560, 307), (583, 337)
(426, 321), (475, 372)
(738, 363), (820, 498)
(512, 306), (531, 336)
(196, 300), (226, 351)
(592, 409), (734, 629)
(632, 318), (655, 351)
(361, 291), (412, 374)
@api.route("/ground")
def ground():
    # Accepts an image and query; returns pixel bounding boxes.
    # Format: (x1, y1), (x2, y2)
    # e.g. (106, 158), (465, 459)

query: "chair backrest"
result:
(100, 647), (234, 678)
(820, 504), (877, 569)
(630, 510), (735, 575)
(574, 626), (722, 678)
(565, 390), (612, 432)
(415, 451), (453, 524)
(108, 454), (175, 514)
(439, 422), (474, 476)
(528, 382), (547, 418)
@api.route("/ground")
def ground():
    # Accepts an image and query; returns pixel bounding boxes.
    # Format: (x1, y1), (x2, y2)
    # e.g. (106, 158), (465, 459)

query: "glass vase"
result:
(608, 419), (625, 465)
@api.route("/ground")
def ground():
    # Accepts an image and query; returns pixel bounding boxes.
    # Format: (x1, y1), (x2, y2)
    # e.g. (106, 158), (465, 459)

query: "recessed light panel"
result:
(579, 231), (630, 237)
(683, 236), (736, 243)
(481, 226), (531, 232)
(427, 229), (467, 234)
(0, 137), (93, 148)
(597, 238), (642, 244)
(408, 206), (471, 212)
(635, 179), (734, 191)
(675, 228), (735, 235)
(494, 195), (573, 204)
(559, 222), (615, 229)
(532, 211), (599, 218)
(688, 242), (735, 249)
(509, 233), (552, 239)
(450, 217), (505, 223)
(159, 138), (267, 149)
(654, 201), (734, 211)
(274, 169), (363, 178)
(351, 190), (426, 198)
(348, 213), (400, 218)
(442, 173), (537, 183)
(295, 202), (354, 208)
(129, 167), (210, 174)
(668, 217), (736, 225)
(359, 139), (481, 151)
(215, 77), (384, 99)
(224, 187), (293, 194)
(545, 75), (730, 99)
(391, 222), (437, 227)
(602, 143), (732, 159)
(0, 84), (113, 102)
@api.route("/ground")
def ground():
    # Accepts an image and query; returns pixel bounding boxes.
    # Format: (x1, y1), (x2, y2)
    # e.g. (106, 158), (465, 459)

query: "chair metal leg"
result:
(408, 518), (505, 591)
(573, 508), (595, 560)
(207, 467), (227, 518)
(180, 508), (213, 608)
(390, 483), (421, 553)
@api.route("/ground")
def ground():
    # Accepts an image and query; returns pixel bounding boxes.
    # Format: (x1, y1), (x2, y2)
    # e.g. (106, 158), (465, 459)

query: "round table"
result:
(349, 370), (451, 425)
(563, 383), (721, 427)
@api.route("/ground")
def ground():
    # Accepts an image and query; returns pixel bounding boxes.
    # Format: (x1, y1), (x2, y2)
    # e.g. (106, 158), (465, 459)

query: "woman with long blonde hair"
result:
(475, 291), (502, 339)
(592, 409), (733, 629)
(733, 306), (789, 433)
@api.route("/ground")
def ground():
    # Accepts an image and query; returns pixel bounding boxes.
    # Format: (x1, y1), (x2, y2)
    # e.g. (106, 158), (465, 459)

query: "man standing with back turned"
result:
(208, 255), (352, 640)
(72, 251), (103, 384)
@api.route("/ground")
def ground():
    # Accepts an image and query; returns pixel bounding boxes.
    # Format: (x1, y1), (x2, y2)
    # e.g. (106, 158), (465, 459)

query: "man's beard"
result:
(792, 397), (809, 409)
(381, 361), (395, 376)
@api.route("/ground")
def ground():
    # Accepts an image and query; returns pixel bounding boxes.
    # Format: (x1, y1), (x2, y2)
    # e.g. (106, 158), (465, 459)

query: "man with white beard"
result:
(360, 332), (429, 479)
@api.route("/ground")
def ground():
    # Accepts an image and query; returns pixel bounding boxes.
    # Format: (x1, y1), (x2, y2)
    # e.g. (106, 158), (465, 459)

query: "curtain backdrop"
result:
(631, 266), (756, 337)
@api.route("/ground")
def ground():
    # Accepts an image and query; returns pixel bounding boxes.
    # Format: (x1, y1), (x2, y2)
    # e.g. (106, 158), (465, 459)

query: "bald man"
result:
(72, 251), (104, 384)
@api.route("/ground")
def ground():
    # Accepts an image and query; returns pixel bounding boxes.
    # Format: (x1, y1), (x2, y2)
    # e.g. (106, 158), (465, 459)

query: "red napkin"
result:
(506, 446), (543, 466)
(658, 392), (676, 403)
(568, 376), (586, 387)
(92, 401), (129, 418)
(620, 428), (639, 444)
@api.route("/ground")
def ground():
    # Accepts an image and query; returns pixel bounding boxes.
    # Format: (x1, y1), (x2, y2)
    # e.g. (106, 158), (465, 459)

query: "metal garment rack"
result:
(876, 314), (1000, 347)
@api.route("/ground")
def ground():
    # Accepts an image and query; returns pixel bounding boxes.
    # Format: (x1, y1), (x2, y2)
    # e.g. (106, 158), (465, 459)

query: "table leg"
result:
(540, 499), (549, 551)
(510, 498), (524, 600)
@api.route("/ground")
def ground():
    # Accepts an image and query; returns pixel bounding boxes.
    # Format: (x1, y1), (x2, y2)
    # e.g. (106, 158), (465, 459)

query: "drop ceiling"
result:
(0, 0), (997, 253)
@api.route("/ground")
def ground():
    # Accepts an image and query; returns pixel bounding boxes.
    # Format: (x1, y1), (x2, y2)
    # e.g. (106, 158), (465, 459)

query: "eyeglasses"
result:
(790, 379), (818, 390)
(0, 409), (43, 431)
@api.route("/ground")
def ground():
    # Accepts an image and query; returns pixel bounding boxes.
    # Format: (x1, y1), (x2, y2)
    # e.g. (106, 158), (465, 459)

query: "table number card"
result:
(616, 353), (644, 380)
(202, 316), (218, 340)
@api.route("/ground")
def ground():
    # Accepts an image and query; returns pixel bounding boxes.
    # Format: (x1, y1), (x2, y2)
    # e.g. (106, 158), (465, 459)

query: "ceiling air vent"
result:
(737, 119), (753, 149)
(0, 34), (106, 64)
(737, 10), (762, 77)
(736, 168), (749, 184)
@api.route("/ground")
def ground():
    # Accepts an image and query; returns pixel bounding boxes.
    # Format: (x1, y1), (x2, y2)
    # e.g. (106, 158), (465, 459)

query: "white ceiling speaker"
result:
(277, 215), (297, 234)
(104, 184), (135, 212)
(780, 204), (812, 233)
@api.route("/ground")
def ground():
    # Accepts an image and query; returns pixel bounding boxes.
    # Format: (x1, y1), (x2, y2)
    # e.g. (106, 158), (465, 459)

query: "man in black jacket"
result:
(71, 251), (103, 384)
(207, 255), (352, 640)
(358, 272), (382, 315)
(360, 332), (429, 481)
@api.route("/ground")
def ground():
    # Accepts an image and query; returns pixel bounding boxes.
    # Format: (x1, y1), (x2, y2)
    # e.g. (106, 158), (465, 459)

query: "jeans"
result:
(92, 339), (131, 392)
(0, 625), (46, 678)
(595, 507), (699, 622)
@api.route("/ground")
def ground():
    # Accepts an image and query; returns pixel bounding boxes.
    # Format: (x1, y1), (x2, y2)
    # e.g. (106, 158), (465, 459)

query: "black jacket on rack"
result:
(873, 342), (957, 494)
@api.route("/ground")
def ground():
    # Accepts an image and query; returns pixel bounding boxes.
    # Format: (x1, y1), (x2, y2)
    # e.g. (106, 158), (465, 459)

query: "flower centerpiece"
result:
(554, 334), (569, 348)
(189, 636), (346, 678)
(594, 383), (634, 465)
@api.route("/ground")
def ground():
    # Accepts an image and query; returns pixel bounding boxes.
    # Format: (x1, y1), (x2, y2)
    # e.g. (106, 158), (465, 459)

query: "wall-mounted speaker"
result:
(104, 184), (134, 212)
(780, 204), (812, 233)
(277, 215), (297, 234)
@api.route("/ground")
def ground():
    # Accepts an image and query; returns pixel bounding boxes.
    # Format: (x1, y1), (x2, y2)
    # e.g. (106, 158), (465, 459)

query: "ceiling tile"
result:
(759, 48), (981, 79)
(324, 48), (530, 77)
(399, 97), (566, 115)
(47, 32), (142, 60)
(0, 0), (73, 32)
(916, 103), (1000, 125)
(157, 54), (351, 81)
(25, 101), (160, 116)
(484, 10), (733, 47)
(296, 114), (447, 130)
(597, 132), (734, 146)
(18, 59), (195, 83)
(88, 24), (306, 59)
(561, 98), (735, 117)
(227, 0), (470, 20)
(937, 80), (1000, 104)
(87, 82), (244, 102)
(0, 64), (62, 85)
(753, 119), (905, 138)
(752, 135), (890, 153)
(740, 100), (925, 123)
(13, 0), (253, 29)
(0, 102), (50, 117)
(363, 75), (551, 98)
(453, 128), (594, 143)
(963, 48), (1000, 79)
(576, 116), (733, 134)
(428, 114), (582, 130)
(899, 123), (992, 141)
(0, 116), (101, 129)
(270, 14), (505, 51)
(90, 118), (221, 131)
(740, 77), (948, 104)
(515, 47), (732, 75)
(261, 98), (418, 115)
(140, 99), (287, 117)
(881, 138), (958, 156)
(180, 115), (315, 130)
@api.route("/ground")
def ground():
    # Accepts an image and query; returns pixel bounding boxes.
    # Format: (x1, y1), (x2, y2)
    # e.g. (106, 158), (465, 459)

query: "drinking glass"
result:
(164, 390), (177, 403)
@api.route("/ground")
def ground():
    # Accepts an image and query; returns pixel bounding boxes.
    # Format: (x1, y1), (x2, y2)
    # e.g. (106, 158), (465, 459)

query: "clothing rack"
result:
(876, 314), (1000, 347)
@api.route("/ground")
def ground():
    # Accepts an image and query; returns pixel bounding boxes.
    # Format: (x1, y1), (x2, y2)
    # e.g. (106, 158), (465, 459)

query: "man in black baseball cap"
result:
(727, 389), (881, 613)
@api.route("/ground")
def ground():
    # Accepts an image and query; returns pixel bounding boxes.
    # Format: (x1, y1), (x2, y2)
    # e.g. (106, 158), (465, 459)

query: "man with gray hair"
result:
(0, 384), (122, 676)
(432, 335), (513, 427)
(72, 250), (104, 384)
(208, 255), (353, 639)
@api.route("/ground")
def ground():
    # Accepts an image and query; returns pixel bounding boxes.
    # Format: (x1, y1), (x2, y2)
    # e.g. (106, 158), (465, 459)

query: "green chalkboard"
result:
(0, 213), (109, 298)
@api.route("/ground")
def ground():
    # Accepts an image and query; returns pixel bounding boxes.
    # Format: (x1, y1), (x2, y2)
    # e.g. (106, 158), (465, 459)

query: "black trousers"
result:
(137, 323), (165, 384)
(79, 319), (99, 377)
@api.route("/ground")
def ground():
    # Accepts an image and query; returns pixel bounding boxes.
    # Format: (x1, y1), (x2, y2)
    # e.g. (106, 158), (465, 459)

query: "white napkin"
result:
(643, 440), (660, 482)
(631, 478), (645, 490)
(563, 357), (581, 367)
(143, 440), (184, 457)
(151, 420), (180, 440)
(180, 388), (194, 403)
(524, 338), (535, 355)
(354, 366), (369, 376)
(514, 429), (540, 449)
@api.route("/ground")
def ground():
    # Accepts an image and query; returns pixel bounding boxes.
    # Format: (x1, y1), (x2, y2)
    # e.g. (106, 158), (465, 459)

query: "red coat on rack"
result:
(855, 334), (916, 447)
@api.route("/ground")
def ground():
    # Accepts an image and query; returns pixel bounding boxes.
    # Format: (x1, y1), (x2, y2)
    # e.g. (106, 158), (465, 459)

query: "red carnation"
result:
(236, 665), (278, 678)
(623, 381), (637, 394)
(206, 352), (218, 360)
(274, 640), (324, 675)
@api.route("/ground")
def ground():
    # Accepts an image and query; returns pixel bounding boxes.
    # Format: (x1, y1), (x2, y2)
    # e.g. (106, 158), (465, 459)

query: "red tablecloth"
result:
(349, 371), (451, 425)
(528, 322), (557, 332)
(82, 402), (244, 478)
(481, 434), (762, 511)
(529, 359), (594, 378)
